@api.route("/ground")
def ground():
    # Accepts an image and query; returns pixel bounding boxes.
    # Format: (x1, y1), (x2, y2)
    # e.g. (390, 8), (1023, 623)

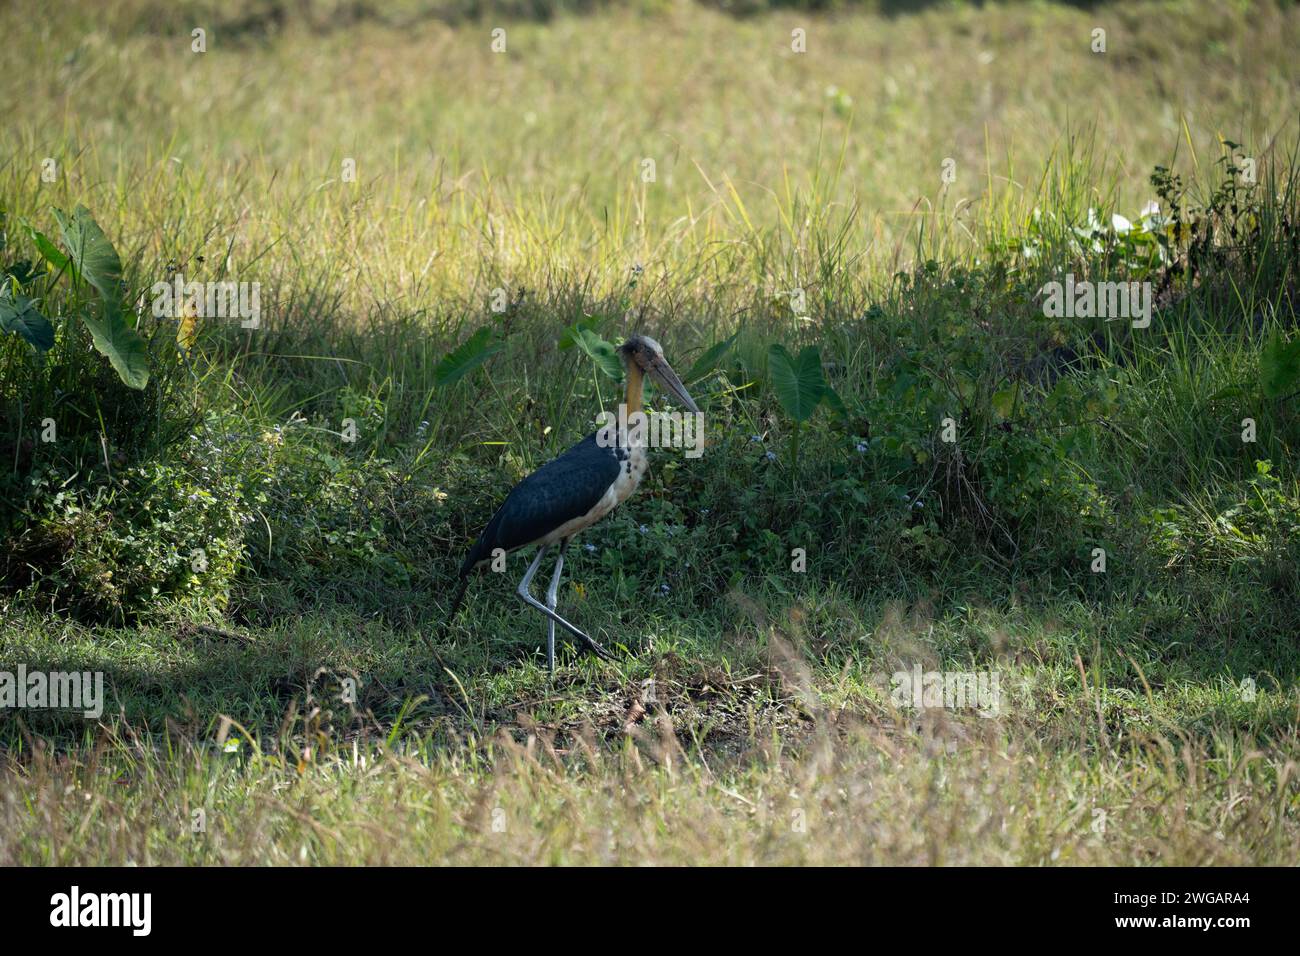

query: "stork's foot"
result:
(579, 634), (615, 662)
(546, 634), (613, 675)
(555, 629), (613, 666)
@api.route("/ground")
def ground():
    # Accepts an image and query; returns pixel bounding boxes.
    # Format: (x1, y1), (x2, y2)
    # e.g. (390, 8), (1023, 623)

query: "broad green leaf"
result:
(79, 300), (150, 388)
(3, 259), (47, 289)
(31, 208), (148, 387)
(570, 327), (623, 380)
(435, 326), (503, 387)
(768, 343), (827, 423)
(0, 289), (54, 352)
(558, 315), (611, 349)
(991, 385), (1020, 421)
(53, 205), (124, 301)
(821, 383), (847, 417)
(685, 332), (738, 383)
(1260, 332), (1300, 399)
(25, 224), (73, 277)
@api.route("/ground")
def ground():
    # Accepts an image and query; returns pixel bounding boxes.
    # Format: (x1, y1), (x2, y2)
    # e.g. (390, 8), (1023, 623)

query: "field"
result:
(2, 0), (1299, 865)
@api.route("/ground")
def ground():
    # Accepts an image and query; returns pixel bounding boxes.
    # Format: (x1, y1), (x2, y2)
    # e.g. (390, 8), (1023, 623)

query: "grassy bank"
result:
(2, 0), (1299, 864)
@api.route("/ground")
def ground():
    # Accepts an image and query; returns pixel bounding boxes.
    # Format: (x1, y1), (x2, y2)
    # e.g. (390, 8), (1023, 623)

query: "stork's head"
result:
(620, 334), (700, 413)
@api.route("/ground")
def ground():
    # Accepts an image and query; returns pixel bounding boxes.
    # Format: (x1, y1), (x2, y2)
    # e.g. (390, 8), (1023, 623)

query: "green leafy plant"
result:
(24, 205), (149, 389)
(685, 331), (738, 384)
(767, 343), (839, 469)
(434, 326), (505, 387)
(556, 313), (611, 349)
(0, 284), (54, 352)
(1259, 331), (1300, 400)
(561, 323), (623, 380)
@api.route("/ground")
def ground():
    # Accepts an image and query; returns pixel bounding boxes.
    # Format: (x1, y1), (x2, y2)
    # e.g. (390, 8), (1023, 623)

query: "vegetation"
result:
(2, 0), (1299, 864)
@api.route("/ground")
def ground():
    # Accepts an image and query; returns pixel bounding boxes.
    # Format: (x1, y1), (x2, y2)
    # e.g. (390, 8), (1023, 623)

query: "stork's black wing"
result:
(459, 431), (621, 575)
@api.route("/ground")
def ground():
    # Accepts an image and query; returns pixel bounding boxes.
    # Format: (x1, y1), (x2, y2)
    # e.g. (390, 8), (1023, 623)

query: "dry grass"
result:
(3, 0), (1296, 312)
(5, 710), (1296, 865)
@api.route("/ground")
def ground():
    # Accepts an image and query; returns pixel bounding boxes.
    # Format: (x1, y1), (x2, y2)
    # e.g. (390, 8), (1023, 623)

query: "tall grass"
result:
(5, 712), (1296, 865)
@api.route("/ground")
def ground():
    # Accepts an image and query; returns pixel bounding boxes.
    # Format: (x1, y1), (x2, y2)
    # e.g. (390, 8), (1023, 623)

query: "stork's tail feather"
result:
(442, 573), (472, 634)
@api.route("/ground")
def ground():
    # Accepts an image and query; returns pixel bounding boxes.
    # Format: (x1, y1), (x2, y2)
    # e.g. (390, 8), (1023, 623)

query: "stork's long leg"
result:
(516, 544), (613, 668)
(544, 538), (569, 673)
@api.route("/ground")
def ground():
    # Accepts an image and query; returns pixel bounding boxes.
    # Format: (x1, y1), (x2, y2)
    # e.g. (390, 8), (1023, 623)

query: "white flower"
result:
(1138, 200), (1168, 230)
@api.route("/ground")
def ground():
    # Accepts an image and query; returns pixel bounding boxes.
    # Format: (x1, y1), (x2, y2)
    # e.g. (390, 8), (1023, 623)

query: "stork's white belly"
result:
(540, 444), (648, 545)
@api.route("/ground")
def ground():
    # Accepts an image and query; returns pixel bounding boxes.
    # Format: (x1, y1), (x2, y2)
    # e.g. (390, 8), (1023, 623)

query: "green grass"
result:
(4, 591), (1298, 865)
(2, 0), (1300, 865)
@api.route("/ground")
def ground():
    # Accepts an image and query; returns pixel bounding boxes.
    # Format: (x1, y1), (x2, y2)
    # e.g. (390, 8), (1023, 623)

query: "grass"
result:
(4, 593), (1298, 865)
(2, 0), (1300, 865)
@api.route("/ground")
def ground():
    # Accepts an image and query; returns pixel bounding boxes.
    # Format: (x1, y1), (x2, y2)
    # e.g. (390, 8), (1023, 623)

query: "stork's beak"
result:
(648, 358), (700, 414)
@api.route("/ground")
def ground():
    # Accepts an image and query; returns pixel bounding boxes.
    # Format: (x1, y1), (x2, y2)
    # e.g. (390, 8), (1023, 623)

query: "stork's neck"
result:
(624, 363), (644, 415)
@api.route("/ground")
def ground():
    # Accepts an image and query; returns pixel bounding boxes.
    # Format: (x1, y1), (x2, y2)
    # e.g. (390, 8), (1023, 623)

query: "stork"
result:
(445, 334), (701, 672)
